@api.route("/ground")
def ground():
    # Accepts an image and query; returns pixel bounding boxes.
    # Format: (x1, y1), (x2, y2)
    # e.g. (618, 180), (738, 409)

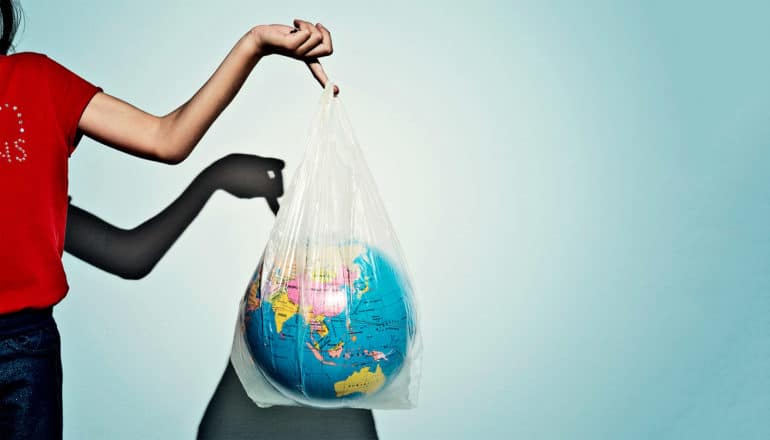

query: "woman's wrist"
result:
(245, 26), (269, 58)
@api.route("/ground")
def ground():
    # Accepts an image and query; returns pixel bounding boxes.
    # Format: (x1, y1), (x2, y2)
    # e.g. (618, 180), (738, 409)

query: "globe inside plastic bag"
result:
(230, 82), (422, 409)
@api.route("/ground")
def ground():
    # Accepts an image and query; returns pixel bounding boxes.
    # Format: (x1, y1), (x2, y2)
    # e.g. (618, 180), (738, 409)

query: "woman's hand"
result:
(249, 19), (339, 96)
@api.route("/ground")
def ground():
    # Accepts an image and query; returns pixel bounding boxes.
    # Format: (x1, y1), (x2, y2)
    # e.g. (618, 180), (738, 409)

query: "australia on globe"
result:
(242, 242), (415, 406)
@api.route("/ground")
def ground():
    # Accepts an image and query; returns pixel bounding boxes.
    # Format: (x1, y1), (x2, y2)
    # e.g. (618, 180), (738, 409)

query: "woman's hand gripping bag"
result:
(230, 82), (422, 409)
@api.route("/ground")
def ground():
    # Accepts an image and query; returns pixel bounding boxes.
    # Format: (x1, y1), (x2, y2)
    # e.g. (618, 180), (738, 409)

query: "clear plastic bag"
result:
(230, 82), (422, 409)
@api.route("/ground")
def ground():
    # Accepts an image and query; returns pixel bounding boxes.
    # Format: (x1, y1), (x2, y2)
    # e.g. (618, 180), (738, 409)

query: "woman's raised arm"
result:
(77, 19), (336, 164)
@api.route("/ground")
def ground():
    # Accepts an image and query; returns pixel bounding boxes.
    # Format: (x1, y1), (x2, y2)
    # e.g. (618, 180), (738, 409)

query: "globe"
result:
(242, 243), (415, 406)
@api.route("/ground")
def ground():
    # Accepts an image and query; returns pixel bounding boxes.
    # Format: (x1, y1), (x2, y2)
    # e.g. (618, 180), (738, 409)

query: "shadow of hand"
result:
(204, 153), (285, 199)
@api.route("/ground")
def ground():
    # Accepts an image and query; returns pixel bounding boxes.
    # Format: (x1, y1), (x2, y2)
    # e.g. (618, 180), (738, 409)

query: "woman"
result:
(0, 1), (337, 437)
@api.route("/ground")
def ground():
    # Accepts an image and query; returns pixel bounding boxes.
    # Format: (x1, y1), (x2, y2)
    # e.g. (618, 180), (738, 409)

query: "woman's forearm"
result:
(158, 34), (261, 163)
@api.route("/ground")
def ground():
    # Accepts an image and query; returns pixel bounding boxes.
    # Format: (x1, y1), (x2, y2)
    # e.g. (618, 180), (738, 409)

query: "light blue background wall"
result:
(15, 1), (770, 438)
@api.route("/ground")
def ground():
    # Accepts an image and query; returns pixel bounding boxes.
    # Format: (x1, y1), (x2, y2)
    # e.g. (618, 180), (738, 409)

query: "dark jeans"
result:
(0, 307), (63, 440)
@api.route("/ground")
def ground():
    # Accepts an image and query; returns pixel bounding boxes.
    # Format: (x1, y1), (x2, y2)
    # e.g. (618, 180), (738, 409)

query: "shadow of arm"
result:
(63, 154), (284, 279)
(65, 172), (214, 279)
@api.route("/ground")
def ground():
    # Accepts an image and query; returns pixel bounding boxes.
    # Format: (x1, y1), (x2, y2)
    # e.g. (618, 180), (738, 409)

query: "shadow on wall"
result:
(63, 153), (378, 440)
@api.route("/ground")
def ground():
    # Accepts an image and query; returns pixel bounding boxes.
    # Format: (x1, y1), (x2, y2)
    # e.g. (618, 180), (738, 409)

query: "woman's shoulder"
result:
(1, 52), (73, 82)
(2, 51), (51, 65)
(0, 51), (57, 74)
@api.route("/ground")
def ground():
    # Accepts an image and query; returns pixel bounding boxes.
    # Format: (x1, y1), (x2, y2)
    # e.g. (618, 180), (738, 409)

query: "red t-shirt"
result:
(0, 52), (101, 314)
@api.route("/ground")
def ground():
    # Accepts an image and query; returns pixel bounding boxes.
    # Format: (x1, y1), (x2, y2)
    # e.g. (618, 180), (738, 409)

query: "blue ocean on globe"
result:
(242, 244), (415, 405)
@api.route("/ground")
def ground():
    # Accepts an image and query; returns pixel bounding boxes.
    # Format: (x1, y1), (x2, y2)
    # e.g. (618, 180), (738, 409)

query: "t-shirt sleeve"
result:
(41, 55), (102, 156)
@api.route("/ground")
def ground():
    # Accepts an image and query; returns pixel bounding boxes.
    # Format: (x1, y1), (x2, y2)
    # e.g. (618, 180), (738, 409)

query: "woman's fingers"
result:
(306, 59), (327, 88)
(304, 23), (333, 58)
(252, 20), (339, 96)
(294, 20), (337, 95)
(282, 27), (312, 52)
(306, 59), (339, 96)
(293, 19), (324, 57)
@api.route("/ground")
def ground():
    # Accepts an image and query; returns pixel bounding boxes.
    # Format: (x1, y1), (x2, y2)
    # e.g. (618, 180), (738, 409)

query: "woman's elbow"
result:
(154, 140), (192, 165)
(154, 116), (193, 165)
(159, 149), (188, 165)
